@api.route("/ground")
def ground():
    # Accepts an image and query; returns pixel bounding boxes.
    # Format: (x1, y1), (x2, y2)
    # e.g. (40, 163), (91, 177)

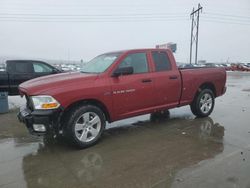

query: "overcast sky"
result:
(0, 0), (250, 63)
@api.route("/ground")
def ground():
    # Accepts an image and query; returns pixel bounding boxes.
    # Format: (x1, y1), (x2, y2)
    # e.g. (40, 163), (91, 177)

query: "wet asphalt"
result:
(0, 71), (250, 188)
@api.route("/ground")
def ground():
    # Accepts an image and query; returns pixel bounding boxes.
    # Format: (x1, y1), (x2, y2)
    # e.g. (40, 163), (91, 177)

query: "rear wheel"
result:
(190, 89), (215, 117)
(64, 105), (105, 148)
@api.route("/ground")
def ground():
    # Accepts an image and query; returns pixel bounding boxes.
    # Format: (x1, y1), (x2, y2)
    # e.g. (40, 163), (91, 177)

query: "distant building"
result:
(156, 42), (177, 53)
(198, 60), (206, 64)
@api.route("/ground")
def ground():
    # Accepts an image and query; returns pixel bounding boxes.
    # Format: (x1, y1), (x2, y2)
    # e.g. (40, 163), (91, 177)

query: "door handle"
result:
(169, 75), (178, 80)
(141, 79), (152, 83)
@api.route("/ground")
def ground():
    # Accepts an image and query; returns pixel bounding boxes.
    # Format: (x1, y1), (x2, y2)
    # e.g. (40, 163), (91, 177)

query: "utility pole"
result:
(189, 3), (203, 64)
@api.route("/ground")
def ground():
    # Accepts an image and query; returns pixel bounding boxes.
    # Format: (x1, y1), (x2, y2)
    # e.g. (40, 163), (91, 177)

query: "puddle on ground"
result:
(0, 110), (226, 188)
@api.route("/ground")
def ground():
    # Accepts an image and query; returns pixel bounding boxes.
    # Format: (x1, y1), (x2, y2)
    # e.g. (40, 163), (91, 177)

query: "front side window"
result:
(152, 51), (171, 72)
(33, 63), (53, 73)
(81, 53), (121, 73)
(119, 52), (148, 74)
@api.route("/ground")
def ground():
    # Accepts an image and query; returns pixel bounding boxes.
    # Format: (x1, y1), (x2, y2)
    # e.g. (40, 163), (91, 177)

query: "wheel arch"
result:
(191, 82), (216, 104)
(61, 99), (112, 124)
(197, 82), (216, 97)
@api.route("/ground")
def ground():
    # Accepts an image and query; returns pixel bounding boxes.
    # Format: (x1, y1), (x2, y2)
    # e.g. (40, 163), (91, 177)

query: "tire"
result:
(63, 105), (106, 149)
(190, 89), (215, 117)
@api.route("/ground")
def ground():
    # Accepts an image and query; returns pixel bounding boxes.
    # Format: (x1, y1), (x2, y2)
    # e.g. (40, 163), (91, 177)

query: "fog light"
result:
(33, 124), (46, 132)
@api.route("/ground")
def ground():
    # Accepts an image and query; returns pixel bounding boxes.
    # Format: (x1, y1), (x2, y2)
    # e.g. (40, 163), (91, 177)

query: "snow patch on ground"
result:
(8, 96), (26, 109)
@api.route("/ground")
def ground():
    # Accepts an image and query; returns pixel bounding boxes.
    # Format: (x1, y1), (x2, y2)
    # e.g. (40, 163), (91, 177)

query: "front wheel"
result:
(64, 105), (106, 149)
(190, 89), (215, 117)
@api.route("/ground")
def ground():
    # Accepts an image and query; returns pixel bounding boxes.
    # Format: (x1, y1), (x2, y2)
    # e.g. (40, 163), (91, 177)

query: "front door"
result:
(111, 52), (154, 119)
(32, 62), (54, 78)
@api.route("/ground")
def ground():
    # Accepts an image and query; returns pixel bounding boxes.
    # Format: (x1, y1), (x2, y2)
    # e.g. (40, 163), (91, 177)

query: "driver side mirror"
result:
(112, 66), (134, 77)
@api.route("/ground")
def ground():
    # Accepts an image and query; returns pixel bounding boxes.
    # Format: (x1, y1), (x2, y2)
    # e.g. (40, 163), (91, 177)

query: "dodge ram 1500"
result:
(18, 49), (226, 148)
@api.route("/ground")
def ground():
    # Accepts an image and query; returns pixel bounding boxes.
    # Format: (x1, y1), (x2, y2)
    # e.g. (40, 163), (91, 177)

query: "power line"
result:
(202, 16), (250, 23)
(0, 16), (188, 21)
(0, 17), (188, 20)
(205, 8), (250, 16)
(1, 17), (249, 25)
(0, 18), (189, 23)
(201, 14), (250, 25)
(201, 18), (250, 26)
(0, 13), (187, 17)
(204, 12), (250, 20)
(0, 8), (249, 25)
(1, 12), (249, 23)
(0, 1), (187, 7)
(0, 12), (189, 22)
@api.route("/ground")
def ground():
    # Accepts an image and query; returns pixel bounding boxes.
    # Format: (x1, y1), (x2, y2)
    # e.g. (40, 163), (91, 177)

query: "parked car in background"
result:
(0, 60), (62, 95)
(0, 68), (5, 72)
(221, 64), (232, 71)
(18, 48), (226, 148)
(178, 63), (195, 68)
(231, 63), (250, 72)
(238, 64), (250, 71)
(59, 64), (81, 72)
(178, 63), (205, 69)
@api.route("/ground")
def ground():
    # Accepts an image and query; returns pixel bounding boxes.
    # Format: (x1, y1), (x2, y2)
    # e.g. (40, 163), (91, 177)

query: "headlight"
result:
(31, 95), (60, 110)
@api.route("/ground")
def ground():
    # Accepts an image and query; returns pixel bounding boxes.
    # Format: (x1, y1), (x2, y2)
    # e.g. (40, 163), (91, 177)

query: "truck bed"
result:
(179, 67), (227, 106)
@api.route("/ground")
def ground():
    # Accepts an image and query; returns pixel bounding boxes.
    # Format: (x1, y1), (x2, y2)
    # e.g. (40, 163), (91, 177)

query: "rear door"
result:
(150, 50), (181, 108)
(111, 52), (154, 119)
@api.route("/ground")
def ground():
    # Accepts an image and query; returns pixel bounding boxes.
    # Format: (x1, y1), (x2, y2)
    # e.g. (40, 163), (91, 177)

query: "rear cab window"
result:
(12, 61), (32, 73)
(151, 51), (172, 72)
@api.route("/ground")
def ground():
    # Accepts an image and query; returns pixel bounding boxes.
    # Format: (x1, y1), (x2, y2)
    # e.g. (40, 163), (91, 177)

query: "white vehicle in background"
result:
(245, 63), (250, 68)
(0, 64), (6, 71)
(60, 64), (81, 71)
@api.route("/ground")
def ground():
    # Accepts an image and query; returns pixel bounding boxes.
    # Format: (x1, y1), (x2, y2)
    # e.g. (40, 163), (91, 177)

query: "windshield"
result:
(81, 53), (121, 73)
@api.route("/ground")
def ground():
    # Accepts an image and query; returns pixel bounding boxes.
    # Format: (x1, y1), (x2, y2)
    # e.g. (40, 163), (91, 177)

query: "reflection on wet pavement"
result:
(0, 112), (224, 188)
(0, 72), (250, 188)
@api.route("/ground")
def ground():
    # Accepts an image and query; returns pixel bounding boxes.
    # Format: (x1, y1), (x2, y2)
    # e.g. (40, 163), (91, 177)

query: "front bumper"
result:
(17, 107), (63, 136)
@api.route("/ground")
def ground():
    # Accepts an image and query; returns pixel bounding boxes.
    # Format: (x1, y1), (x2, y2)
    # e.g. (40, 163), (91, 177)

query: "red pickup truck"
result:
(18, 49), (226, 148)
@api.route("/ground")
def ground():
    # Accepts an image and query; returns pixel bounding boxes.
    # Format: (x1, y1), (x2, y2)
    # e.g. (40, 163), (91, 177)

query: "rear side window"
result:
(15, 62), (30, 73)
(152, 51), (171, 71)
(119, 52), (148, 74)
(33, 62), (53, 73)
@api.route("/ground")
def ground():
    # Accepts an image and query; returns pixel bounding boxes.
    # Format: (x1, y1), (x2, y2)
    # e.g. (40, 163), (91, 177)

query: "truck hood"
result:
(19, 72), (98, 95)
